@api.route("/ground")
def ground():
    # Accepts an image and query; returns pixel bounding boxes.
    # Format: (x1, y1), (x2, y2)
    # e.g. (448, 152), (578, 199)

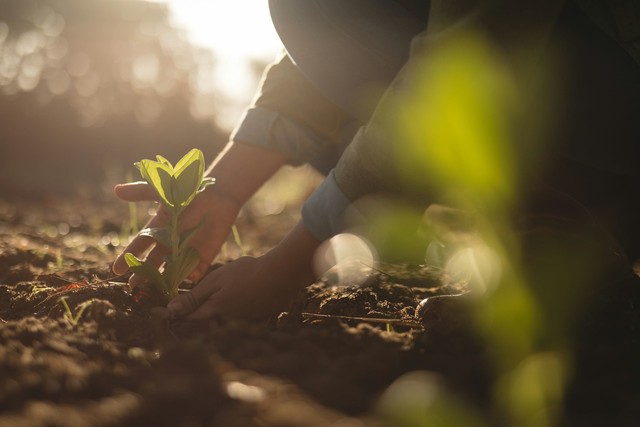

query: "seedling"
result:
(124, 149), (215, 303)
(231, 224), (247, 256)
(59, 296), (92, 326)
(29, 283), (56, 297)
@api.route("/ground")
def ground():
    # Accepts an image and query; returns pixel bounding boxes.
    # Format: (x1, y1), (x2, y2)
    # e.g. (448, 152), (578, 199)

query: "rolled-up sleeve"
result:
(231, 52), (357, 166)
(229, 53), (362, 239)
(231, 106), (334, 166)
(301, 169), (365, 241)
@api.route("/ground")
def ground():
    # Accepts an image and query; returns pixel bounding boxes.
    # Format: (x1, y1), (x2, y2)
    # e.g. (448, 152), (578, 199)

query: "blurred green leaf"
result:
(377, 371), (487, 427)
(394, 31), (518, 209)
(496, 352), (567, 427)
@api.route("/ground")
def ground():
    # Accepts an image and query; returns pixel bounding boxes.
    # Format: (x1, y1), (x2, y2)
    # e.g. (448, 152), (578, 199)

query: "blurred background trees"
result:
(0, 0), (256, 196)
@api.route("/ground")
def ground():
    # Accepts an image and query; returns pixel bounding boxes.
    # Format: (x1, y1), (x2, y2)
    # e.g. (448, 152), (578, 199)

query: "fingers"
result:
(188, 260), (211, 282)
(183, 299), (225, 321)
(112, 233), (155, 274)
(184, 230), (226, 282)
(129, 246), (168, 287)
(112, 215), (166, 274)
(114, 181), (158, 202)
(167, 275), (223, 317)
(182, 287), (284, 321)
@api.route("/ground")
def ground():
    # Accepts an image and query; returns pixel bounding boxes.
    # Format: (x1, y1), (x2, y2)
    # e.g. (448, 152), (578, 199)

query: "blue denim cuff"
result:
(231, 107), (330, 166)
(302, 170), (362, 241)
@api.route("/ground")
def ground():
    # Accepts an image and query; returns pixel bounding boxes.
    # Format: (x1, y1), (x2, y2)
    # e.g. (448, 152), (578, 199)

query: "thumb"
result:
(114, 181), (158, 202)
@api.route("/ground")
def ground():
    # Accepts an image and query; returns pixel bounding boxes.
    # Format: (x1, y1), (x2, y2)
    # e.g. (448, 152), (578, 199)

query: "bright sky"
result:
(162, 0), (282, 98)
(164, 0), (281, 60)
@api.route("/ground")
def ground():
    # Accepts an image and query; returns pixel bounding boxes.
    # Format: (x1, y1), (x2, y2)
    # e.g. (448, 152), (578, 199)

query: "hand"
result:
(112, 142), (288, 287)
(112, 182), (241, 285)
(163, 256), (306, 319)
(164, 221), (320, 320)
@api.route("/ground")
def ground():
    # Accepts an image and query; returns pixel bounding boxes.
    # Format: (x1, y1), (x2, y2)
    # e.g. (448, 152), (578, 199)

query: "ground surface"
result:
(0, 191), (638, 427)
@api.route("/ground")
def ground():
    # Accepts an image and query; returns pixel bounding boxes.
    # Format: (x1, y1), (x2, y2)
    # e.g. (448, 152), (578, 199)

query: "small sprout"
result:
(29, 283), (55, 297)
(59, 296), (92, 326)
(55, 249), (64, 270)
(231, 224), (246, 256)
(221, 242), (229, 259)
(124, 149), (215, 303)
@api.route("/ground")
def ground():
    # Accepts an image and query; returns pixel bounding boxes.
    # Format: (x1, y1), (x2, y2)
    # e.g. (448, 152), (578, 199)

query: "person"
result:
(112, 0), (640, 321)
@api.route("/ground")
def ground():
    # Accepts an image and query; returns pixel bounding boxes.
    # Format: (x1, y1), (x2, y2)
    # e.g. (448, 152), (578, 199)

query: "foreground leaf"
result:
(173, 159), (202, 207)
(124, 253), (167, 289)
(136, 159), (174, 207)
(155, 155), (174, 171)
(173, 148), (202, 174)
(156, 165), (177, 208)
(173, 149), (204, 207)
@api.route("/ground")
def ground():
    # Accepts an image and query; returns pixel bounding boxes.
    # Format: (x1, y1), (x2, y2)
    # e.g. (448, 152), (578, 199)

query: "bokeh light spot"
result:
(314, 233), (377, 287)
(133, 53), (160, 87)
(66, 52), (90, 77)
(445, 244), (502, 294)
(46, 69), (71, 95)
(378, 371), (485, 427)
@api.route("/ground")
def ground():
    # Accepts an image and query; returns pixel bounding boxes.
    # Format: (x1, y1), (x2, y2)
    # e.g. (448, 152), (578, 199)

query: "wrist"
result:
(199, 181), (243, 215)
(262, 221), (321, 287)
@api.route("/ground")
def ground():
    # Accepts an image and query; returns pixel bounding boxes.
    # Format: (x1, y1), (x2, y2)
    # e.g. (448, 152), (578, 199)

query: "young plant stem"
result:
(170, 210), (179, 263)
(166, 208), (181, 300)
(124, 149), (213, 304)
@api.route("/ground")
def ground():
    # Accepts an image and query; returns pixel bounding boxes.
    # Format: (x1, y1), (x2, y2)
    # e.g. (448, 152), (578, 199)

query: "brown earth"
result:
(0, 194), (638, 427)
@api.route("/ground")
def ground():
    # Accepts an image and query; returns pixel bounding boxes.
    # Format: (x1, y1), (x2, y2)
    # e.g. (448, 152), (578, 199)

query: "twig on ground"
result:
(301, 312), (423, 329)
(34, 274), (129, 307)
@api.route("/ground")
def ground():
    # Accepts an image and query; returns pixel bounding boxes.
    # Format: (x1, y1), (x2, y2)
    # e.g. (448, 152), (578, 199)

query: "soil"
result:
(0, 194), (639, 427)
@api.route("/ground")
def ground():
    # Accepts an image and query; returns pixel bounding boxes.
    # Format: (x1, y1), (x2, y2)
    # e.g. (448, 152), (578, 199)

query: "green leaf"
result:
(173, 155), (203, 207)
(136, 159), (174, 207)
(173, 148), (202, 173)
(165, 247), (200, 292)
(155, 155), (174, 171)
(139, 227), (171, 249)
(124, 253), (167, 289)
(174, 148), (204, 206)
(156, 165), (177, 208)
(178, 218), (205, 252)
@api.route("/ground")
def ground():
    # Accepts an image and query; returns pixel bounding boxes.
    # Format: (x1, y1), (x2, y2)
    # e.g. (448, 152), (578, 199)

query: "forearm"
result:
(229, 52), (357, 168)
(205, 141), (287, 207)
